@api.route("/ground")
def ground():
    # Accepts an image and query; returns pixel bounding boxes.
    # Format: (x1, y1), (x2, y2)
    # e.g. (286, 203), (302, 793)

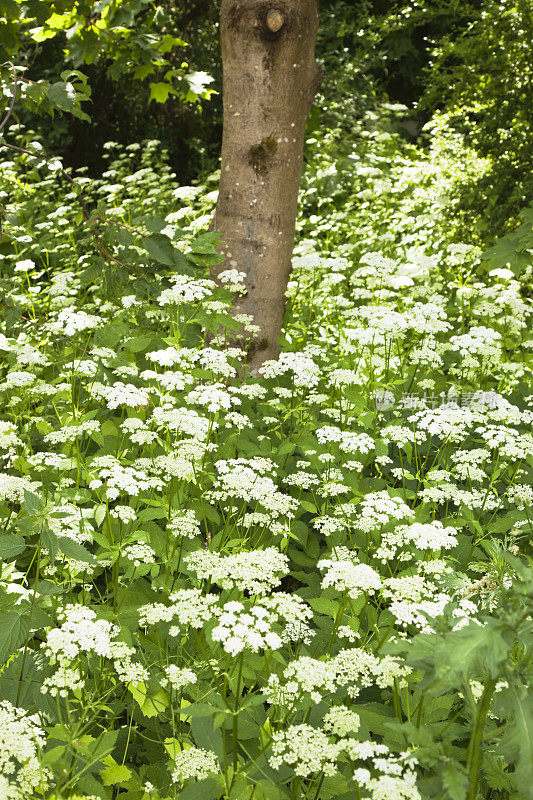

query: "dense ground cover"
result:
(0, 104), (532, 800)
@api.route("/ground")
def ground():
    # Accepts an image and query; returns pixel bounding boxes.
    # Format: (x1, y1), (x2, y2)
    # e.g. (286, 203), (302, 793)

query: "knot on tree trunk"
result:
(266, 9), (284, 32)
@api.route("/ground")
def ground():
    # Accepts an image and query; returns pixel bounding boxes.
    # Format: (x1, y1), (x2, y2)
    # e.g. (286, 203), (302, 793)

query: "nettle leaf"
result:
(0, 533), (25, 558)
(144, 233), (175, 265)
(0, 610), (31, 666)
(56, 535), (96, 565)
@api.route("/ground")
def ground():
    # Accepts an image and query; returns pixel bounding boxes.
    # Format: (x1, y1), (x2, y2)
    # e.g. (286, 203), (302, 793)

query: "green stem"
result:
(466, 677), (497, 800)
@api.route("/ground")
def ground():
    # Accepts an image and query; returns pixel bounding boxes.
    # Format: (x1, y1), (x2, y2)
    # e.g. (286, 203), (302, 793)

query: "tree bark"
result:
(212, 0), (322, 368)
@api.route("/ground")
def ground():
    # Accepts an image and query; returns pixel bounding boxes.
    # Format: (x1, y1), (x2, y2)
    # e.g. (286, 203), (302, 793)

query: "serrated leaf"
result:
(0, 534), (25, 558)
(144, 233), (175, 265)
(149, 82), (174, 103)
(56, 536), (96, 565)
(128, 681), (169, 717)
(441, 762), (468, 800)
(0, 611), (31, 666)
(100, 756), (132, 785)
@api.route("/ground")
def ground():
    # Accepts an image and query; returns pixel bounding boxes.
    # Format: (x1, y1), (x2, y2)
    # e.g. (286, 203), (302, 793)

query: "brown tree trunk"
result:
(212, 0), (322, 368)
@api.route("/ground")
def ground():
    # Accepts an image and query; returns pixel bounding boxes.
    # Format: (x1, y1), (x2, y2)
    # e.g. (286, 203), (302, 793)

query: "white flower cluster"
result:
(269, 724), (341, 777)
(185, 546), (289, 594)
(163, 665), (197, 691)
(265, 647), (410, 705)
(207, 458), (298, 518)
(122, 542), (156, 566)
(88, 456), (164, 500)
(186, 382), (238, 414)
(0, 474), (39, 503)
(318, 547), (382, 599)
(139, 588), (219, 631)
(0, 702), (50, 800)
(316, 425), (375, 454)
(169, 509), (202, 538)
(151, 406), (212, 439)
(171, 746), (218, 783)
(158, 275), (215, 305)
(211, 600), (283, 655)
(45, 308), (102, 336)
(355, 491), (413, 532)
(44, 420), (100, 444)
(89, 381), (150, 410)
(0, 421), (22, 452)
(323, 705), (361, 736)
(42, 605), (147, 695)
(375, 520), (458, 562)
(259, 352), (321, 388)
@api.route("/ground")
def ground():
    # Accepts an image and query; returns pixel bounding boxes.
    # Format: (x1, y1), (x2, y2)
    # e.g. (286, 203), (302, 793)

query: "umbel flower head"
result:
(0, 701), (51, 799)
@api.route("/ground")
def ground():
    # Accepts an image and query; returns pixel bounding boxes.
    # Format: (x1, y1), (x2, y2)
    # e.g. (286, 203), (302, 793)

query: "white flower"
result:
(318, 548), (382, 599)
(163, 665), (197, 690)
(45, 309), (102, 336)
(0, 475), (39, 503)
(171, 747), (218, 782)
(0, 702), (50, 799)
(122, 543), (156, 567)
(185, 547), (289, 594)
(211, 601), (283, 655)
(355, 491), (413, 532)
(323, 705), (360, 736)
(269, 724), (341, 777)
(259, 352), (321, 388)
(157, 276), (215, 305)
(169, 510), (201, 539)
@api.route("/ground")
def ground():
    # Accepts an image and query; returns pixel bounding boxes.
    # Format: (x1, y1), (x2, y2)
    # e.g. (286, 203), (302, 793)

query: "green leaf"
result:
(128, 681), (169, 717)
(191, 716), (224, 760)
(144, 233), (175, 265)
(47, 81), (90, 121)
(56, 536), (96, 565)
(100, 756), (132, 786)
(0, 611), (31, 666)
(149, 82), (174, 103)
(177, 777), (221, 800)
(499, 686), (533, 797)
(0, 534), (25, 559)
(441, 762), (468, 800)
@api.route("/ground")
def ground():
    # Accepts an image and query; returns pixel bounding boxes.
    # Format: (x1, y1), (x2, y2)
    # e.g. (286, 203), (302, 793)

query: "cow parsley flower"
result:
(211, 601), (282, 655)
(355, 491), (413, 532)
(163, 665), (197, 691)
(186, 547), (289, 594)
(0, 702), (50, 799)
(171, 747), (218, 782)
(318, 548), (382, 599)
(269, 724), (341, 777)
(45, 309), (102, 336)
(323, 705), (360, 736)
(158, 276), (215, 305)
(169, 509), (201, 539)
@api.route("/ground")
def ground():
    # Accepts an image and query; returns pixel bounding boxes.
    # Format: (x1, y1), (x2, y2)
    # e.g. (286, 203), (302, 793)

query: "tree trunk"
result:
(212, 0), (322, 368)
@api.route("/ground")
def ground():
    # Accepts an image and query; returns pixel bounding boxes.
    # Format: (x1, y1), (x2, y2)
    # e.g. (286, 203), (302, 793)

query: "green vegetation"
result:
(0, 2), (531, 799)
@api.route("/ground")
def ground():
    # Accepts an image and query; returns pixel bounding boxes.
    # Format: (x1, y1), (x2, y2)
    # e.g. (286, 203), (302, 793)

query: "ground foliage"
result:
(0, 78), (532, 800)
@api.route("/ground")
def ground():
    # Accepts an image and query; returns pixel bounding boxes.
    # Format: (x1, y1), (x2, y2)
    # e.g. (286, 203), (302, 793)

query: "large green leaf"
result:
(0, 534), (25, 558)
(0, 611), (31, 665)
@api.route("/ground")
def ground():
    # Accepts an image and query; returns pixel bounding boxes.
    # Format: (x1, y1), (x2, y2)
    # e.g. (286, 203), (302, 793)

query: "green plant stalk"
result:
(466, 676), (498, 800)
